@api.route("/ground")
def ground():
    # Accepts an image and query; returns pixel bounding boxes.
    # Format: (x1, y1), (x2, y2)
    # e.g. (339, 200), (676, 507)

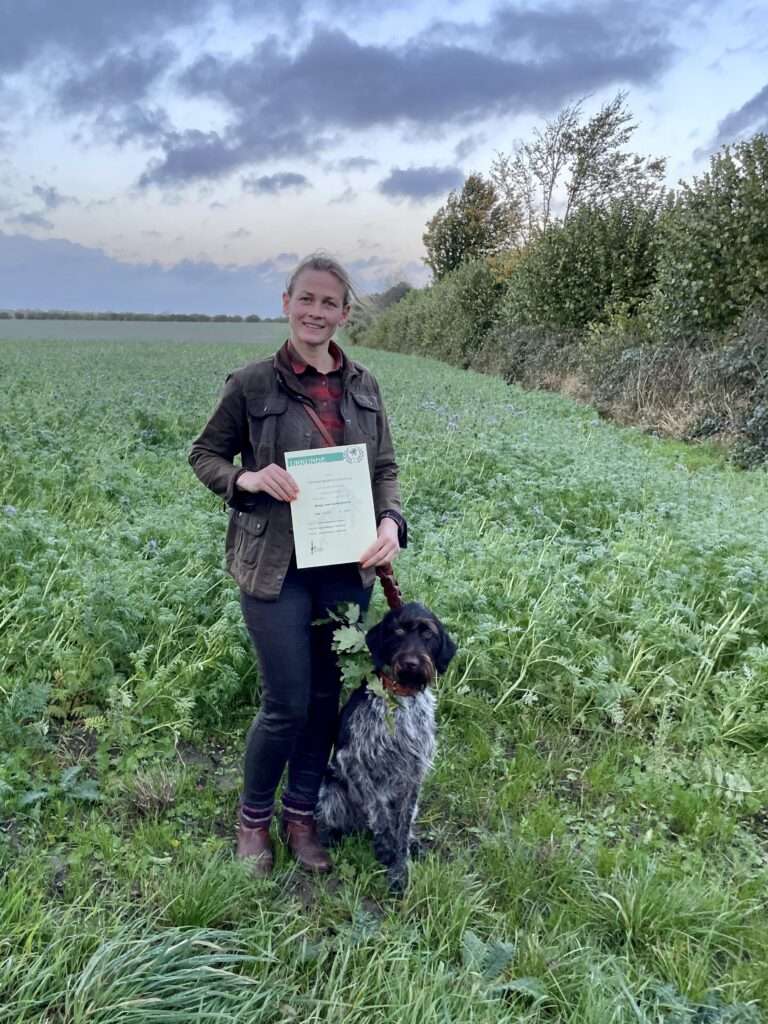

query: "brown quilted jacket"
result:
(189, 347), (402, 599)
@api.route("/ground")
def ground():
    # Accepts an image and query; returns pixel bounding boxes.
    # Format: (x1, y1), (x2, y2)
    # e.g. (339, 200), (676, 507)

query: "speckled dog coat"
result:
(316, 602), (456, 892)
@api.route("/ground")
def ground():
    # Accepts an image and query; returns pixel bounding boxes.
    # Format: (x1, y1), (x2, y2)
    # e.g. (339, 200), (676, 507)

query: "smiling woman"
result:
(281, 254), (360, 367)
(188, 251), (407, 881)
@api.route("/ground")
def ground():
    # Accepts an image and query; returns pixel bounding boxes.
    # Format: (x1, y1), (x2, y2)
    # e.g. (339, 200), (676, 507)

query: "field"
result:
(2, 329), (768, 1023)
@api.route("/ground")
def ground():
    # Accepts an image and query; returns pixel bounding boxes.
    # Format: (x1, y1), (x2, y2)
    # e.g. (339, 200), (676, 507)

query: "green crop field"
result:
(1, 334), (768, 1023)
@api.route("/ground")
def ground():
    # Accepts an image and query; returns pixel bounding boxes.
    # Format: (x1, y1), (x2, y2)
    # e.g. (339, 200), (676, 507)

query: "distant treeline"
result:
(0, 310), (287, 323)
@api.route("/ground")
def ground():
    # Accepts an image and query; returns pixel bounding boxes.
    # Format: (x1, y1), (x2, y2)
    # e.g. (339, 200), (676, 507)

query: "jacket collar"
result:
(273, 338), (361, 395)
(285, 339), (343, 375)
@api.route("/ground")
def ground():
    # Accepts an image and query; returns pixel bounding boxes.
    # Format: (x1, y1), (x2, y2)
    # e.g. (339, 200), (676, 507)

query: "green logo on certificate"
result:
(344, 445), (365, 464)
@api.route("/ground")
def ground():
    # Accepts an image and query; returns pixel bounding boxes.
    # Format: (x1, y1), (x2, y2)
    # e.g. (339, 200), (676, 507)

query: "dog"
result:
(316, 601), (457, 892)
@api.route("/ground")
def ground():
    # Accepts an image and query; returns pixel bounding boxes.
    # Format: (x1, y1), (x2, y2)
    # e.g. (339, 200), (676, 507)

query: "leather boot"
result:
(282, 820), (332, 873)
(236, 823), (274, 878)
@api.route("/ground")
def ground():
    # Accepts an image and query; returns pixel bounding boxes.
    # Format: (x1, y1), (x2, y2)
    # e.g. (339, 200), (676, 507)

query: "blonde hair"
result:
(285, 252), (360, 307)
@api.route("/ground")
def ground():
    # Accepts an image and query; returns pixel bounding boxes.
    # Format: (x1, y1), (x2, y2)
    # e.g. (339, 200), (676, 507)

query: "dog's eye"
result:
(394, 627), (406, 636)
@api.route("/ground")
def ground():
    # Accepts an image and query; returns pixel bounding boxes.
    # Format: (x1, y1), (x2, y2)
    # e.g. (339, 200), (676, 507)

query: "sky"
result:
(0, 0), (766, 316)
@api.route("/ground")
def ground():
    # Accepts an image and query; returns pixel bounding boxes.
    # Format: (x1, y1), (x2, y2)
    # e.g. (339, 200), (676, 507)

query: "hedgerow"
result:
(357, 133), (768, 465)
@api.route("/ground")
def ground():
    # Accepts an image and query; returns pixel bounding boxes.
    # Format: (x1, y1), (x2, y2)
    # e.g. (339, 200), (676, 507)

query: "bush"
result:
(471, 322), (584, 393)
(346, 282), (412, 344)
(716, 304), (768, 466)
(577, 303), (768, 466)
(364, 260), (505, 367)
(499, 198), (664, 330)
(645, 134), (768, 337)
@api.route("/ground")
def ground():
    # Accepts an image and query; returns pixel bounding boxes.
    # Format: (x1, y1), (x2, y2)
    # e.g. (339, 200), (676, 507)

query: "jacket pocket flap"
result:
(234, 510), (267, 536)
(350, 391), (379, 412)
(246, 394), (288, 417)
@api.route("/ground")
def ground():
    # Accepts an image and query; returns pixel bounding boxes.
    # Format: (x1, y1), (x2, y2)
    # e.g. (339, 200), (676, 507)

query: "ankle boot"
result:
(236, 821), (274, 877)
(282, 819), (332, 873)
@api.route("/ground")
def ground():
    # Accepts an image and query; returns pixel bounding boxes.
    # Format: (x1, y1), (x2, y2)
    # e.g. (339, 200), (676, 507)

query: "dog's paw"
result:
(387, 864), (408, 896)
(316, 824), (344, 847)
(409, 835), (426, 860)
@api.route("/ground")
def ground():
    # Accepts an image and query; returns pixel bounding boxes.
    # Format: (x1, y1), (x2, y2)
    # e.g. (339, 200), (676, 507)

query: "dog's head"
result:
(365, 602), (457, 691)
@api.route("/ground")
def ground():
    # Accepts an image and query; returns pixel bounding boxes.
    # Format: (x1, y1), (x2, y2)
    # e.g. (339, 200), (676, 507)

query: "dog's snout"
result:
(399, 655), (421, 671)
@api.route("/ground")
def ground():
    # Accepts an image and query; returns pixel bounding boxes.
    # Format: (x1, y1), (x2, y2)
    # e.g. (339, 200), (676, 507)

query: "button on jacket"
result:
(188, 347), (403, 599)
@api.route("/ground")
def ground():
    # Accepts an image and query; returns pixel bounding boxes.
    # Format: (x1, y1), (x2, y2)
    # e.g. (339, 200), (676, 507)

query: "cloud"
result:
(708, 82), (768, 149)
(0, 232), (395, 314)
(106, 105), (176, 147)
(229, 227), (252, 238)
(139, 12), (676, 187)
(0, 1), (212, 75)
(55, 45), (178, 114)
(334, 156), (379, 172)
(31, 185), (78, 210)
(242, 172), (311, 195)
(377, 165), (464, 201)
(454, 133), (486, 161)
(7, 211), (54, 230)
(329, 186), (357, 204)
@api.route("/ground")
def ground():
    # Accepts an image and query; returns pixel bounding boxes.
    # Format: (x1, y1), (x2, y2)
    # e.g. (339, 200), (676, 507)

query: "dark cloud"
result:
(0, 1), (210, 74)
(454, 133), (486, 161)
(0, 232), (394, 314)
(98, 105), (174, 148)
(139, 126), (313, 187)
(55, 45), (177, 113)
(492, 3), (669, 57)
(8, 211), (54, 230)
(242, 172), (311, 195)
(377, 165), (464, 201)
(335, 156), (379, 172)
(138, 15), (675, 187)
(31, 185), (78, 209)
(709, 82), (768, 148)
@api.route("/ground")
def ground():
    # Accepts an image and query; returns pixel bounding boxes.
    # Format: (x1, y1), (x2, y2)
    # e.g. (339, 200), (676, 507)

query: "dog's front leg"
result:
(377, 785), (420, 894)
(396, 785), (421, 890)
(370, 800), (402, 891)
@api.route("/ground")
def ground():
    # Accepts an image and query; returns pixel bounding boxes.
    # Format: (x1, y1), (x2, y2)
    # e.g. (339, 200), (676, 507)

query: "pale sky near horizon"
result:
(1, 0), (766, 315)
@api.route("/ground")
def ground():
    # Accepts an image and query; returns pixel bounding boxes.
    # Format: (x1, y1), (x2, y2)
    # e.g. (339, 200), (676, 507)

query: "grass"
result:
(1, 332), (767, 1021)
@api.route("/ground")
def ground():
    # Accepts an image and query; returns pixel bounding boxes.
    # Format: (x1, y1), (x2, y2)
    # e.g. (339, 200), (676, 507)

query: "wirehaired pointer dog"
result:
(316, 602), (457, 892)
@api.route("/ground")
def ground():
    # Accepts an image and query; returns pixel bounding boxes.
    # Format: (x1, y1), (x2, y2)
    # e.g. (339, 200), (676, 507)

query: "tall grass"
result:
(1, 337), (767, 1021)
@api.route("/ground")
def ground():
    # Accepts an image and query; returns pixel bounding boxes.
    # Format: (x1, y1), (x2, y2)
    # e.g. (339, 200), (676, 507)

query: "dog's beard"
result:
(391, 656), (435, 690)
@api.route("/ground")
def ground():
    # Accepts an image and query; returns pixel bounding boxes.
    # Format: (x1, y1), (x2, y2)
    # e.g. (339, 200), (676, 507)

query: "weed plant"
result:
(1, 335), (767, 1021)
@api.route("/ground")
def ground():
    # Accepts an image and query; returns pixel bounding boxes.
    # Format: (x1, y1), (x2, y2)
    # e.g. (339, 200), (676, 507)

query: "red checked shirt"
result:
(280, 339), (346, 446)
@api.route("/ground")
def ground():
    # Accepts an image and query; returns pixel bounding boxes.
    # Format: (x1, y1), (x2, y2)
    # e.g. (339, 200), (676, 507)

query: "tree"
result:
(645, 132), (768, 336)
(491, 92), (666, 247)
(422, 174), (515, 279)
(501, 196), (666, 330)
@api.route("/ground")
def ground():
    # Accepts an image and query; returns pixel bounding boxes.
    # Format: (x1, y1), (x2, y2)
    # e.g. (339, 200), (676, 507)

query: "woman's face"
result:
(282, 269), (350, 350)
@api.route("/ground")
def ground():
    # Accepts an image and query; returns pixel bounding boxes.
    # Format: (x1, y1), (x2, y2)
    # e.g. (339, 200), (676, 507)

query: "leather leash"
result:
(300, 400), (404, 611)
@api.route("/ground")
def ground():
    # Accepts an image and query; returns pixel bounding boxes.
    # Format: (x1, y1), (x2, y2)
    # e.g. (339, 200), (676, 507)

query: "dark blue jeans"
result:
(240, 560), (372, 809)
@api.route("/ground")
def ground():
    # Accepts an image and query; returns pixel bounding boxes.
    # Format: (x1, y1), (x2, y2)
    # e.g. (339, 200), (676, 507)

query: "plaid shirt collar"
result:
(284, 338), (343, 375)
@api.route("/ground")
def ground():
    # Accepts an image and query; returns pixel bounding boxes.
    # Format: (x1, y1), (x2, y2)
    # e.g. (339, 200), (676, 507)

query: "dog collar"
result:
(379, 672), (421, 698)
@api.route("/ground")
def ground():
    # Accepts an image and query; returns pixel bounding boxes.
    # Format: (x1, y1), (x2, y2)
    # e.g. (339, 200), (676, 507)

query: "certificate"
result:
(285, 443), (377, 568)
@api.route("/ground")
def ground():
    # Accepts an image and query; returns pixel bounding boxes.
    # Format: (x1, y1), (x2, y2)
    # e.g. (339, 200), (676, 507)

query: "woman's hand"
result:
(237, 465), (299, 502)
(359, 517), (400, 569)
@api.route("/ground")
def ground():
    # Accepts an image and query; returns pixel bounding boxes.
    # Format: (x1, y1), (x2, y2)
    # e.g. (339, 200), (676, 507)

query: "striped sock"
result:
(240, 800), (274, 829)
(282, 795), (316, 827)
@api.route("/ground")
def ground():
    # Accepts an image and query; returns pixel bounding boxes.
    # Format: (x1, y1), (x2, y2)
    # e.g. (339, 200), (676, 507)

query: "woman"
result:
(189, 253), (406, 876)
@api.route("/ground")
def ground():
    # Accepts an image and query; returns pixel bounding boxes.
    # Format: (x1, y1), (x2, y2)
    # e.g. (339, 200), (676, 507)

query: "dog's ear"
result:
(365, 618), (388, 670)
(435, 626), (457, 674)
